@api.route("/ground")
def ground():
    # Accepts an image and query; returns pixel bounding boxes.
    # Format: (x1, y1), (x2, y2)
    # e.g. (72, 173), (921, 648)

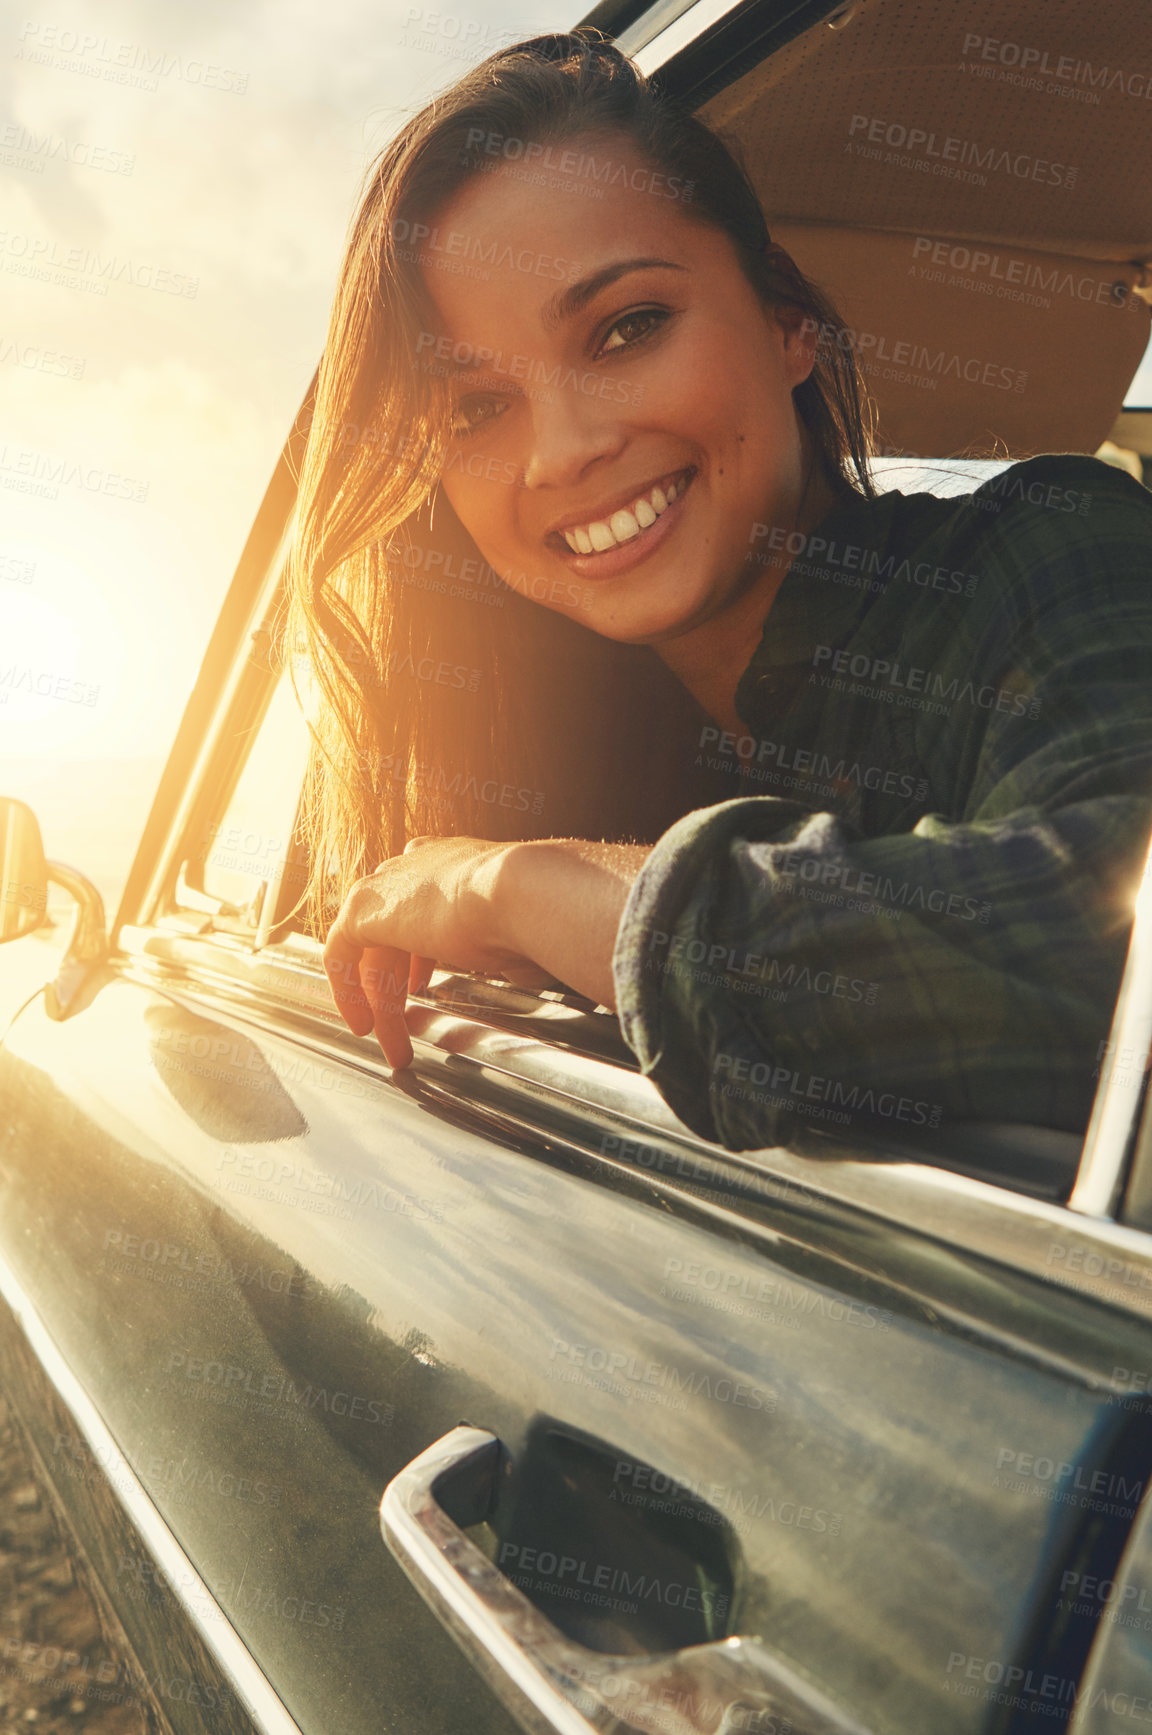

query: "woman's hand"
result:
(322, 835), (652, 1068)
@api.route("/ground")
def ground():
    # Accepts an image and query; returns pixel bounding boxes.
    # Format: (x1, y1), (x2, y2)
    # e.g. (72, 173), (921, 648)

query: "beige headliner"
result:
(700, 0), (1152, 455)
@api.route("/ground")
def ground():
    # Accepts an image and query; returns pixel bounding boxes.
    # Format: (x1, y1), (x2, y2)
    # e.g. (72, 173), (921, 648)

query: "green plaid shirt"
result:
(612, 454), (1152, 1152)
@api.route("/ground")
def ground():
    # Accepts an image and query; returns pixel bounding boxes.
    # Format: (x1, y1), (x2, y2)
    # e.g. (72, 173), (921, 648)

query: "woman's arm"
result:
(496, 838), (654, 1006)
(322, 835), (651, 1067)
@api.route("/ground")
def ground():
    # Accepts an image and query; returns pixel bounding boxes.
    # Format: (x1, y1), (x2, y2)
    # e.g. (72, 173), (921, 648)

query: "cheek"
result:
(442, 473), (505, 546)
(654, 321), (770, 443)
(441, 473), (533, 584)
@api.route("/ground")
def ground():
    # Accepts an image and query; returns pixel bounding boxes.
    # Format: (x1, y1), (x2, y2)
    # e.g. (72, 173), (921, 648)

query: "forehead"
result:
(416, 135), (703, 338)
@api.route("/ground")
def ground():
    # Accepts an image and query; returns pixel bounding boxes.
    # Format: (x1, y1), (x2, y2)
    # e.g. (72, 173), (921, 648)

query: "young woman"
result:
(289, 31), (1152, 1153)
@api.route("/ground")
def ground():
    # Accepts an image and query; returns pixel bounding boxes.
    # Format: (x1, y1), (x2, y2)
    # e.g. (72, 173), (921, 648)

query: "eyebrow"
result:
(541, 256), (687, 333)
(444, 256), (687, 373)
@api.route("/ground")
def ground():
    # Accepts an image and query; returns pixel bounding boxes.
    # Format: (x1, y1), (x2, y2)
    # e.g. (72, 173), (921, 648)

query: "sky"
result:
(0, 0), (574, 901)
(2, 0), (1151, 907)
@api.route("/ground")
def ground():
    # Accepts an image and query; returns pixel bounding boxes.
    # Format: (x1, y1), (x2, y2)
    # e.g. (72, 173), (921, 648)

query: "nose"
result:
(519, 379), (626, 492)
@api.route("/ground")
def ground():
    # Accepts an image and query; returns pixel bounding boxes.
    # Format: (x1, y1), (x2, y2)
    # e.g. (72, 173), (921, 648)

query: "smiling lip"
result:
(545, 466), (696, 581)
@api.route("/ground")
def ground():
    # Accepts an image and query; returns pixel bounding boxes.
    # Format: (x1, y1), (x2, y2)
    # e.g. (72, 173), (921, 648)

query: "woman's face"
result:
(418, 131), (820, 648)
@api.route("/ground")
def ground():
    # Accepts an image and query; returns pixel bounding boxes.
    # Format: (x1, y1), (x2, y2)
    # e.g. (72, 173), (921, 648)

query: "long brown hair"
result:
(286, 29), (876, 931)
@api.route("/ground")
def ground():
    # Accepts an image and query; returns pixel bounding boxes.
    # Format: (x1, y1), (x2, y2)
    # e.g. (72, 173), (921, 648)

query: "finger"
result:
(360, 944), (415, 1069)
(323, 932), (374, 1036)
(408, 953), (437, 996)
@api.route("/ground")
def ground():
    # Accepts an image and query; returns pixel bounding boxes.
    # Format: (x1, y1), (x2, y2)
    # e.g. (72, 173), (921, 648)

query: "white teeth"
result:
(559, 472), (688, 554)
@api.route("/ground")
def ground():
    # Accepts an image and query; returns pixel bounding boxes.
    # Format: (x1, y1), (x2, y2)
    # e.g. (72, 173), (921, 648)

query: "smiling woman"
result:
(289, 30), (1152, 1153)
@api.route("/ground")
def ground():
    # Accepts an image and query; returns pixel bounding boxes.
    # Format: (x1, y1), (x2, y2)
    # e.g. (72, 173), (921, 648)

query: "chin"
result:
(582, 595), (706, 646)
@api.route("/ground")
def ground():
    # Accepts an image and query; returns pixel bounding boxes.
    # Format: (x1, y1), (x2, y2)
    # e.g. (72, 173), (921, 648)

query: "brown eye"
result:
(453, 394), (507, 438)
(598, 307), (669, 355)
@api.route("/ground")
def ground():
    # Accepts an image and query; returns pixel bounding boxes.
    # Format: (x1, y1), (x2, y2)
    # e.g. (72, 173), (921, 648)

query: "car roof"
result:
(585, 0), (1152, 457)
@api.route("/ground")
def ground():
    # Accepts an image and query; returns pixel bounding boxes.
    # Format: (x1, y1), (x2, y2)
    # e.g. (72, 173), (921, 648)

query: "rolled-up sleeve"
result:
(612, 459), (1152, 1152)
(612, 791), (1150, 1151)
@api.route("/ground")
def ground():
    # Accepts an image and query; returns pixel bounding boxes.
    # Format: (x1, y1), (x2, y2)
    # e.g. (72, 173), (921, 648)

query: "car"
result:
(3, 1), (1152, 1732)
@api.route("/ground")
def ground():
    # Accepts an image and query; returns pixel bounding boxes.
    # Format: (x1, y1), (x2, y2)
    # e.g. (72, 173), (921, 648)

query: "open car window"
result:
(178, 663), (312, 935)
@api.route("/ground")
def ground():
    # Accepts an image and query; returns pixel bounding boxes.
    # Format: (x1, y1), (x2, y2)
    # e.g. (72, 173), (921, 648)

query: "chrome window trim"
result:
(1068, 856), (1152, 1219)
(129, 549), (290, 939)
(117, 925), (1152, 1324)
(627, 0), (752, 66)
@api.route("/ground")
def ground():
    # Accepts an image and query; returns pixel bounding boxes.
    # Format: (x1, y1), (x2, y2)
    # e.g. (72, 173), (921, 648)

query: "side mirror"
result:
(0, 797), (50, 942)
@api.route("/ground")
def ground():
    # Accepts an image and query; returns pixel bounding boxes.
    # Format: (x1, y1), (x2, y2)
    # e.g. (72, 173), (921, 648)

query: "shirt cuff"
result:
(611, 796), (815, 1147)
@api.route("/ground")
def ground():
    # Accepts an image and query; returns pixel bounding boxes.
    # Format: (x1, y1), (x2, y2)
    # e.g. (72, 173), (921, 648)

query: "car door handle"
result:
(381, 1425), (868, 1735)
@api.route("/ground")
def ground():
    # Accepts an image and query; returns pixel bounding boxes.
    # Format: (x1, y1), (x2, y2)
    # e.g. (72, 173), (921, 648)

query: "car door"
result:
(5, 504), (1152, 1735)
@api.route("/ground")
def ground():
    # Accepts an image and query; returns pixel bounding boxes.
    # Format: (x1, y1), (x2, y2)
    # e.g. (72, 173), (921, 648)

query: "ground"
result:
(0, 1395), (144, 1735)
